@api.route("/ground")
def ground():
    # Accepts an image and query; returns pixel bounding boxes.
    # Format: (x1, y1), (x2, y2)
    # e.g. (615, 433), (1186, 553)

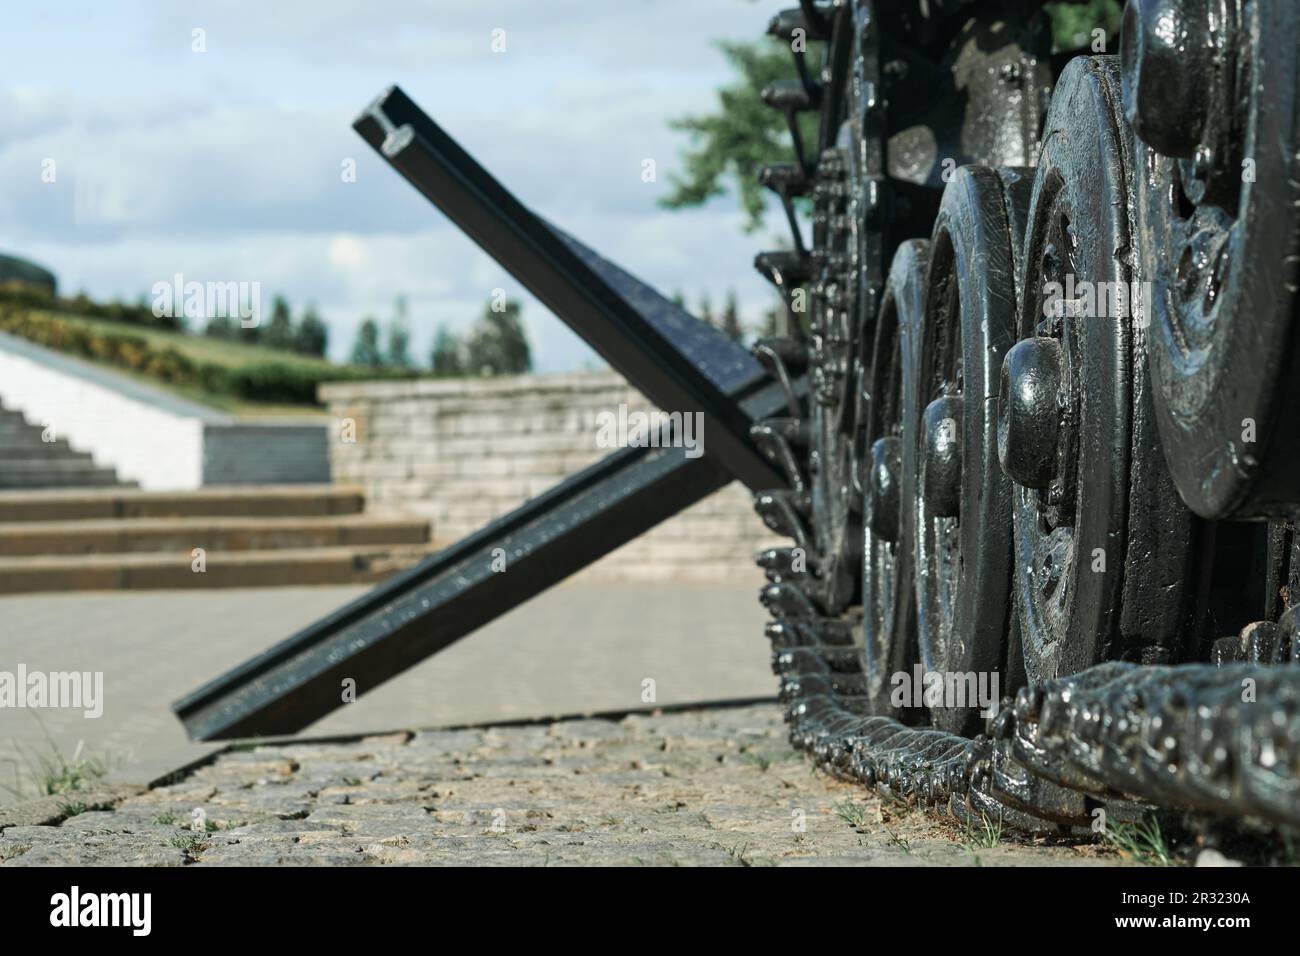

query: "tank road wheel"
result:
(1123, 0), (1300, 519)
(1001, 56), (1198, 683)
(912, 166), (1030, 734)
(862, 239), (927, 715)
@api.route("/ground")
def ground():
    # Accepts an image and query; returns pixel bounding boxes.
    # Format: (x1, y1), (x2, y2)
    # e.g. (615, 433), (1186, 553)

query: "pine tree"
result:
(430, 324), (463, 376)
(464, 298), (531, 376)
(294, 305), (328, 357)
(660, 40), (818, 232)
(386, 296), (412, 369)
(698, 294), (714, 328)
(721, 290), (743, 341)
(349, 318), (384, 368)
(264, 295), (295, 351)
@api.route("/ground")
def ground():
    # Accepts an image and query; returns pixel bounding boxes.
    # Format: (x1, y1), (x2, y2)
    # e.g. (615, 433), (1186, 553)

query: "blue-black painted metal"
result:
(354, 85), (781, 492)
(175, 436), (729, 739)
(173, 87), (804, 740)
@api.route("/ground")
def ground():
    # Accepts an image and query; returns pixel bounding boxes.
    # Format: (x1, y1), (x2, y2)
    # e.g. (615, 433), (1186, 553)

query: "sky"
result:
(0, 0), (787, 372)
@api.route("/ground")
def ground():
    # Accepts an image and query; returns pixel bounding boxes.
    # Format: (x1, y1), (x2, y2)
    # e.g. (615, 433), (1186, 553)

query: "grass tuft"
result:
(834, 798), (870, 829)
(1103, 815), (1175, 866)
(964, 812), (1004, 850)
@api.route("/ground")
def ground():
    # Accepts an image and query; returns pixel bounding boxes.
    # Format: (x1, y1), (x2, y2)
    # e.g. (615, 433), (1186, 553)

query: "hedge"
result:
(0, 306), (415, 406)
(0, 282), (181, 331)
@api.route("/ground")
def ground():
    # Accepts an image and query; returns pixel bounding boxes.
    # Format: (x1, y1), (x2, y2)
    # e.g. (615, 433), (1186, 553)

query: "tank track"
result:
(768, 605), (1300, 832)
(748, 0), (1300, 837)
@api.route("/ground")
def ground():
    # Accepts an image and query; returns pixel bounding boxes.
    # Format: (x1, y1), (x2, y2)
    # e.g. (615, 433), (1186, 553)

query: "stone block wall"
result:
(202, 423), (331, 485)
(319, 372), (780, 582)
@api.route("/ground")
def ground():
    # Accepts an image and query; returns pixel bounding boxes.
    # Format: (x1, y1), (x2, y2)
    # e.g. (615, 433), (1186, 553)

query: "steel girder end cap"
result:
(998, 337), (1063, 488)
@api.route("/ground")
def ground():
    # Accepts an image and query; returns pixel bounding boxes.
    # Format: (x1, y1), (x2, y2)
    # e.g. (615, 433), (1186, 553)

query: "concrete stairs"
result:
(0, 404), (129, 489)
(0, 485), (433, 593)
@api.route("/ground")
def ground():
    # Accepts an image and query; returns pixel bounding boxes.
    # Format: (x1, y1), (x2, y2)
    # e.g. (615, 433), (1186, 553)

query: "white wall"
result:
(0, 334), (206, 489)
(0, 332), (328, 490)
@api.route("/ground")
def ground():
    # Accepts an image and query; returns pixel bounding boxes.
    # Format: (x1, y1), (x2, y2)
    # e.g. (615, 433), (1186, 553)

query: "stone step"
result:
(0, 544), (435, 593)
(0, 439), (92, 458)
(0, 513), (430, 555)
(0, 485), (366, 522)
(0, 460), (124, 488)
(0, 458), (107, 472)
(0, 421), (45, 435)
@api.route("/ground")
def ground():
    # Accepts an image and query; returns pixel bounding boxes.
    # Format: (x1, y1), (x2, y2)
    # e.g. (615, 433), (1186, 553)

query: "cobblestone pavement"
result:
(0, 703), (1119, 866)
(0, 580), (771, 790)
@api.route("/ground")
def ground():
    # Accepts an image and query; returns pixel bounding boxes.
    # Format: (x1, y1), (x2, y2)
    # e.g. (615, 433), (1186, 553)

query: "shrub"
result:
(0, 306), (417, 406)
(0, 284), (181, 331)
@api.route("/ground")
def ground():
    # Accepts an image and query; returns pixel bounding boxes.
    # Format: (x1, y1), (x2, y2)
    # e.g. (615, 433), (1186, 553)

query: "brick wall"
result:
(319, 372), (780, 582)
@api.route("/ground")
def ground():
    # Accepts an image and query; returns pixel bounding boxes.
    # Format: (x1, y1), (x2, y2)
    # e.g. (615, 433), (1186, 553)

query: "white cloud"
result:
(0, 0), (787, 374)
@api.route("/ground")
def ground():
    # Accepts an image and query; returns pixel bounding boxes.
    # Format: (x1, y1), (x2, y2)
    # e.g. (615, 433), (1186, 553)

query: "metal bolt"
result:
(998, 337), (1063, 489)
(922, 395), (963, 518)
(867, 436), (902, 543)
(1120, 0), (1215, 158)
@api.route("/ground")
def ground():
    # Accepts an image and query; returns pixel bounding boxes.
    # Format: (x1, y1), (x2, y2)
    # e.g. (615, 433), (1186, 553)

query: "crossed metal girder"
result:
(173, 86), (798, 740)
(174, 438), (727, 739)
(354, 85), (783, 493)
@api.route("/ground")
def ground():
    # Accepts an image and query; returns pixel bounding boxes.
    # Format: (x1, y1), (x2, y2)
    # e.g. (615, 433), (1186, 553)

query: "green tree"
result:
(294, 304), (328, 357)
(1045, 0), (1123, 53)
(349, 317), (384, 368)
(238, 314), (262, 345)
(698, 294), (714, 328)
(662, 8), (1119, 235)
(386, 296), (412, 368)
(264, 295), (295, 351)
(204, 314), (238, 341)
(464, 298), (531, 376)
(660, 39), (815, 232)
(430, 324), (464, 376)
(720, 290), (743, 341)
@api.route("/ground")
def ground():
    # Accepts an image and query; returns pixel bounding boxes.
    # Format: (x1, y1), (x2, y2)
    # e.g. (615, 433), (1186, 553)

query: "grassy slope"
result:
(27, 310), (339, 418)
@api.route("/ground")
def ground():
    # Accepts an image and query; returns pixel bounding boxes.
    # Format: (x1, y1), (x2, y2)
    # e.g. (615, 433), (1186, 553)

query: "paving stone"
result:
(0, 704), (1117, 866)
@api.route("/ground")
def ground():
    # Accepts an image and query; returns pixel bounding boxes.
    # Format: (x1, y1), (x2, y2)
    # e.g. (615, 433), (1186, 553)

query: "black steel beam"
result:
(173, 371), (799, 740)
(173, 88), (806, 740)
(353, 85), (782, 492)
(174, 438), (727, 739)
